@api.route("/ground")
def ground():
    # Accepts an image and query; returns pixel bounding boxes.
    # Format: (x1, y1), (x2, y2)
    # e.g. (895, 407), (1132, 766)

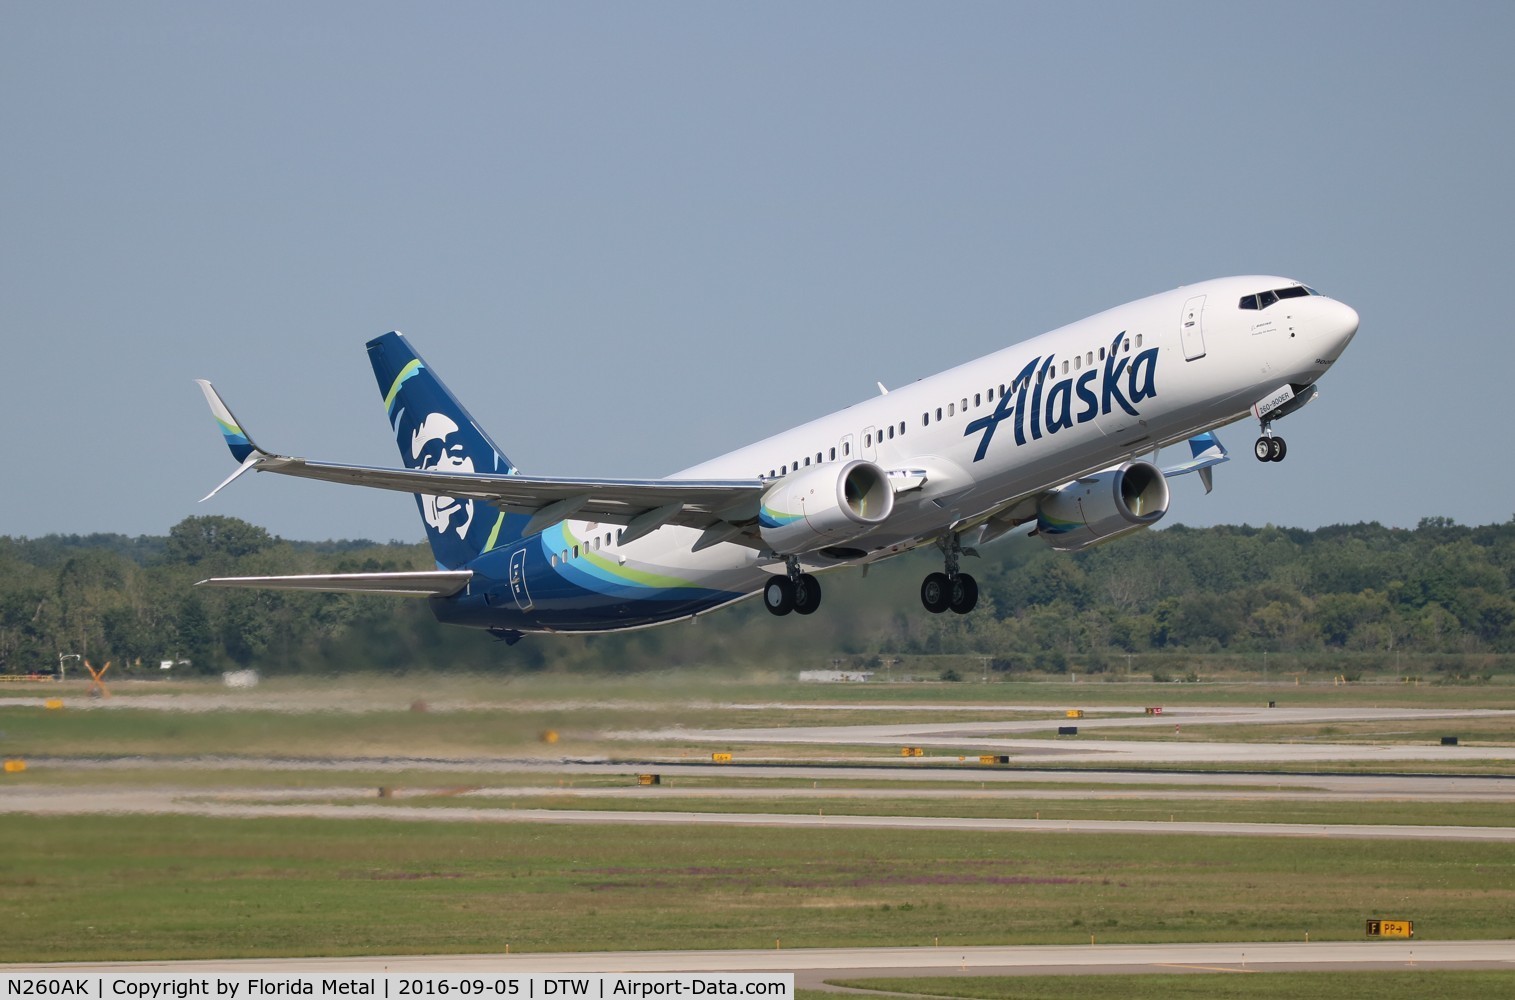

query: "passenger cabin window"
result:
(936, 407), (943, 421)
(948, 403), (954, 417)
(922, 413), (930, 426)
(865, 433), (872, 447)
(829, 447), (836, 460)
(886, 425), (894, 439)
(1135, 334), (1143, 347)
(1061, 360), (1069, 375)
(974, 392), (981, 406)
(898, 420), (905, 434)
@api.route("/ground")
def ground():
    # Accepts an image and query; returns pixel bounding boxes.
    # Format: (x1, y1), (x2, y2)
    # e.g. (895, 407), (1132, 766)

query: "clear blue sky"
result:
(3, 2), (1512, 543)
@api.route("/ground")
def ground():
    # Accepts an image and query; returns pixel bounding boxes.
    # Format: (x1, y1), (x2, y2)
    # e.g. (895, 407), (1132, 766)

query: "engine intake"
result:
(759, 460), (894, 555)
(1034, 460), (1169, 552)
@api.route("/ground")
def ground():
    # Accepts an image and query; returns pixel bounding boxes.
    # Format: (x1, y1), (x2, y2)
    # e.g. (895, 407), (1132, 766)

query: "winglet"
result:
(1161, 432), (1229, 495)
(195, 379), (272, 500)
(195, 379), (264, 463)
(199, 451), (261, 503)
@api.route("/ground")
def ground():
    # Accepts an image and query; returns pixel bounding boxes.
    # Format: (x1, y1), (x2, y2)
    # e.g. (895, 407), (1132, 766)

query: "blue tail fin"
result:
(367, 332), (527, 569)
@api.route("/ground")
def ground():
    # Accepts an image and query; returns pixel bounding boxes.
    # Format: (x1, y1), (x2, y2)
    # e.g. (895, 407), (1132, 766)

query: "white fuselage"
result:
(544, 275), (1359, 617)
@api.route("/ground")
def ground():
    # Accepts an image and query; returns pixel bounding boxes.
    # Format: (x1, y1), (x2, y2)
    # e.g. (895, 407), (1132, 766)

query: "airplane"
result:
(195, 275), (1359, 643)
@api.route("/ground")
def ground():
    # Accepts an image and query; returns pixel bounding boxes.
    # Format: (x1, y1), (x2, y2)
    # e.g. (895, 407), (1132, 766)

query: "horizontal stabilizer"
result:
(195, 570), (473, 598)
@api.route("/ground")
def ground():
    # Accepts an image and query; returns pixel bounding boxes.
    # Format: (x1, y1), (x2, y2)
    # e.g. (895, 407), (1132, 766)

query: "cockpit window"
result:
(1239, 284), (1317, 310)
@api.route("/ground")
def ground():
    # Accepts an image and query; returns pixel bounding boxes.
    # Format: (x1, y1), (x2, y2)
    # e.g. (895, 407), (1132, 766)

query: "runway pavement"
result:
(620, 705), (1515, 765)
(5, 786), (1514, 841)
(7, 940), (1514, 979)
(26, 755), (1515, 797)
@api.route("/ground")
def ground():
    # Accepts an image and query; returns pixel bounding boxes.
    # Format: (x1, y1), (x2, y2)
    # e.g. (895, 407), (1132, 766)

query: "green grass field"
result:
(2, 674), (1512, 967)
(821, 971), (1515, 1000)
(2, 686), (1510, 766)
(1, 814), (1511, 963)
(7, 670), (1515, 709)
(358, 791), (1515, 828)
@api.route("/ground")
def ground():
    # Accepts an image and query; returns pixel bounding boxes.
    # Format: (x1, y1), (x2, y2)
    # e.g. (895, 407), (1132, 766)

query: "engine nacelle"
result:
(1034, 460), (1169, 552)
(758, 460), (894, 555)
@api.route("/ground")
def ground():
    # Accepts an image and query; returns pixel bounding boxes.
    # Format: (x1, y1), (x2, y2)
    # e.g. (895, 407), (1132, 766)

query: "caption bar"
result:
(3, 976), (792, 1000)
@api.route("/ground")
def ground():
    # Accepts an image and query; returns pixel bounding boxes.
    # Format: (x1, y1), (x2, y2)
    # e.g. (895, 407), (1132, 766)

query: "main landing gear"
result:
(1254, 422), (1288, 463)
(764, 557), (821, 616)
(921, 534), (979, 615)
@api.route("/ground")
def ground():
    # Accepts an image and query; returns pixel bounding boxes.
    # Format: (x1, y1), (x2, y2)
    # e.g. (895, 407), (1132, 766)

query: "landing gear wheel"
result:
(793, 574), (822, 615)
(1269, 437), (1287, 462)
(1254, 437), (1272, 462)
(949, 573), (979, 615)
(921, 572), (951, 614)
(763, 576), (794, 616)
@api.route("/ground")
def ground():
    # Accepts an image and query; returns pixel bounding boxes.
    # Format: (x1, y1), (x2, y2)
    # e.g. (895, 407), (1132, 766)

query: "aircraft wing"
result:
(196, 380), (766, 545)
(1159, 431), (1230, 495)
(196, 570), (474, 597)
(246, 454), (763, 533)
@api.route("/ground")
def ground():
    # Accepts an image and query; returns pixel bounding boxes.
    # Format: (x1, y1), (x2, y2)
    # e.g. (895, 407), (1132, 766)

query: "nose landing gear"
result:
(1254, 423), (1288, 463)
(921, 534), (979, 615)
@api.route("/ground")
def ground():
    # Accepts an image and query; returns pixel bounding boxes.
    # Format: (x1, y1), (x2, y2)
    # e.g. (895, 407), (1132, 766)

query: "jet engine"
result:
(1034, 460), (1169, 552)
(758, 460), (894, 555)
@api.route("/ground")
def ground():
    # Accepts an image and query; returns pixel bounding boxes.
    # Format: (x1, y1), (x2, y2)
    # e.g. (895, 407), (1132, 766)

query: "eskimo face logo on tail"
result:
(965, 331), (1159, 462)
(410, 412), (475, 539)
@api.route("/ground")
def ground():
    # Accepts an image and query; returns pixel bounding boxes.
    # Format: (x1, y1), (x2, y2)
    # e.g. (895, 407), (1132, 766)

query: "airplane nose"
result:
(1324, 298), (1359, 353)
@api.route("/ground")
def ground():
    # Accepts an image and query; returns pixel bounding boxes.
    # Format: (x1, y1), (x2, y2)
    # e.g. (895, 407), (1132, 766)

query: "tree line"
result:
(2, 514), (1512, 678)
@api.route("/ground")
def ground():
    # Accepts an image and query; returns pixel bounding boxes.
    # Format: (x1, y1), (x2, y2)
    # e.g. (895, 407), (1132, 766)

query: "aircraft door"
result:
(839, 433), (855, 461)
(509, 547), (533, 611)
(1180, 295), (1207, 360)
(861, 426), (878, 462)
